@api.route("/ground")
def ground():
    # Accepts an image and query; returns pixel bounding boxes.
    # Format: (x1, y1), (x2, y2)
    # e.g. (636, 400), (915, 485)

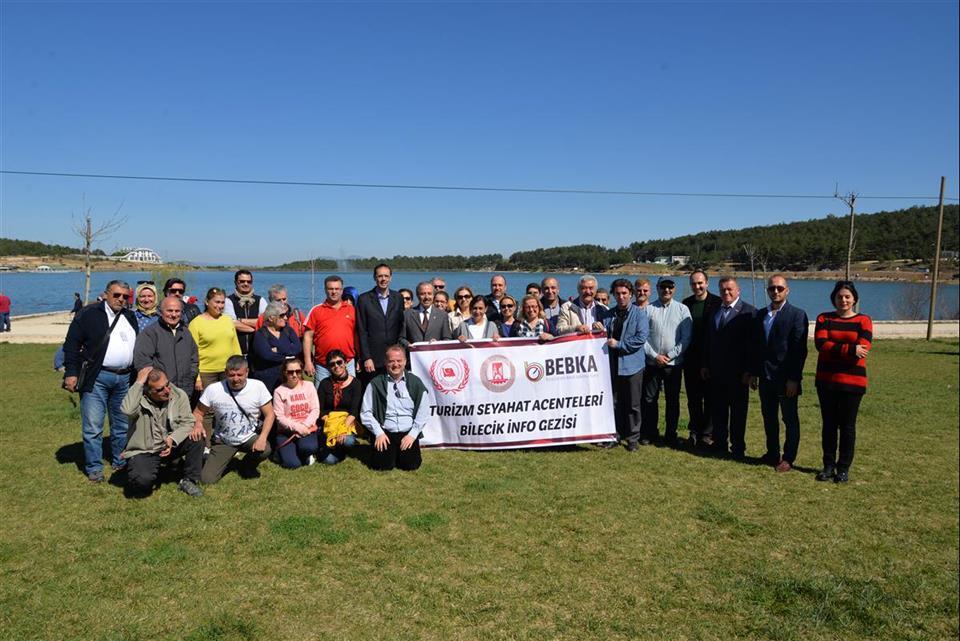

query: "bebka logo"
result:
(429, 357), (469, 395)
(480, 354), (515, 392)
(524, 361), (545, 382)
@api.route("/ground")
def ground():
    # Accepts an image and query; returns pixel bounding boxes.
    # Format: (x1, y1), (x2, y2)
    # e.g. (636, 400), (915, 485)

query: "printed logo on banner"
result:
(480, 354), (516, 392)
(524, 361), (545, 382)
(429, 357), (470, 394)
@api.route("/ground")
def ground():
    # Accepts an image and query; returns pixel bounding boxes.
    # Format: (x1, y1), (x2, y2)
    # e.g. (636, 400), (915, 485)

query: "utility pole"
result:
(926, 177), (946, 340)
(835, 188), (858, 281)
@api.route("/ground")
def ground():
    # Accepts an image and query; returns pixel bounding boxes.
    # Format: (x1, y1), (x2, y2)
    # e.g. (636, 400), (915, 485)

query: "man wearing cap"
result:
(641, 276), (692, 446)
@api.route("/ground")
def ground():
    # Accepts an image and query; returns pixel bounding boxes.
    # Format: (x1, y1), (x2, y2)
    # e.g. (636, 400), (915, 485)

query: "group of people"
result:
(61, 265), (872, 497)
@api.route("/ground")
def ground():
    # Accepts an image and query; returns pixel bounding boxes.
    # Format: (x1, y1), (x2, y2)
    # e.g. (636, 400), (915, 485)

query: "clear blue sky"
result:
(1, 1), (958, 265)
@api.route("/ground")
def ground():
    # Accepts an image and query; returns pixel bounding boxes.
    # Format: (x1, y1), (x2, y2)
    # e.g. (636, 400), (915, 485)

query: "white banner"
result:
(409, 334), (616, 450)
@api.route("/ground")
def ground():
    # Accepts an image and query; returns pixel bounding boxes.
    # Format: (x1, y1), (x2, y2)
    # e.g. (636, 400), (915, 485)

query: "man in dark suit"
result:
(401, 281), (452, 347)
(63, 280), (140, 482)
(355, 263), (404, 384)
(484, 274), (507, 322)
(681, 270), (722, 447)
(748, 275), (808, 472)
(701, 276), (755, 459)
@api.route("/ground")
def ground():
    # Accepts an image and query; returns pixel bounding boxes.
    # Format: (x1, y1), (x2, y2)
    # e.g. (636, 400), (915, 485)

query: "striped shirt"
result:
(814, 312), (873, 393)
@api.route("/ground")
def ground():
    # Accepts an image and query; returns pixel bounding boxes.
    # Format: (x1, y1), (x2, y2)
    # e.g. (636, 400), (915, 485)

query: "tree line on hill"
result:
(273, 204), (958, 272)
(0, 238), (105, 257)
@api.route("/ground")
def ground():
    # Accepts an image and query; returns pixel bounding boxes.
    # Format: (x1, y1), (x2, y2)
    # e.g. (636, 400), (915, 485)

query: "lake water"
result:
(1, 269), (957, 321)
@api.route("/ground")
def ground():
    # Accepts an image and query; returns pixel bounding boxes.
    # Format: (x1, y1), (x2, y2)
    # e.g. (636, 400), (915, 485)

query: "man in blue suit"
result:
(748, 275), (808, 472)
(602, 278), (650, 451)
(701, 276), (756, 459)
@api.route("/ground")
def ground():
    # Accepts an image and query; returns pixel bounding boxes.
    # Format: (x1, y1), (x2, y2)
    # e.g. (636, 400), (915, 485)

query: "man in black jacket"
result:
(748, 275), (808, 472)
(355, 263), (404, 384)
(63, 280), (140, 482)
(701, 276), (755, 459)
(681, 270), (722, 447)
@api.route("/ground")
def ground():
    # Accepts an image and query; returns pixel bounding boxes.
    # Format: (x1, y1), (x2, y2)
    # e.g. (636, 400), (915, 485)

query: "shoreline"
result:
(2, 311), (957, 345)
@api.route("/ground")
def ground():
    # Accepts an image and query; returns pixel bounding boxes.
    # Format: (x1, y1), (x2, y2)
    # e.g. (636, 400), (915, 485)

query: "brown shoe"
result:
(775, 460), (792, 473)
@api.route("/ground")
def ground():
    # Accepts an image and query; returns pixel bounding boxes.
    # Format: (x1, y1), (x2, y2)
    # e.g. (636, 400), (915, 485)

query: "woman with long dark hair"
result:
(814, 281), (873, 483)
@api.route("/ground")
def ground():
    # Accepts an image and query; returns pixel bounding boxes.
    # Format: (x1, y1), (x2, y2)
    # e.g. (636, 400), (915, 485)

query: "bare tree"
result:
(71, 196), (127, 303)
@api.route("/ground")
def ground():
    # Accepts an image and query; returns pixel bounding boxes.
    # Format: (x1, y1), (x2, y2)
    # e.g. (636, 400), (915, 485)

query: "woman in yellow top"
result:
(189, 287), (241, 443)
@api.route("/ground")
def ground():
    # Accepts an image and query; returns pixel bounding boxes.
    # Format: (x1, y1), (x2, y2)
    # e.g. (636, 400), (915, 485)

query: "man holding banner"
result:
(360, 345), (429, 471)
(602, 278), (650, 451)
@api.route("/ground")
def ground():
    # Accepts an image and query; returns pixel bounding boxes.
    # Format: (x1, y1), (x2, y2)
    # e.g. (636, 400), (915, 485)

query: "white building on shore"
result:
(120, 248), (163, 264)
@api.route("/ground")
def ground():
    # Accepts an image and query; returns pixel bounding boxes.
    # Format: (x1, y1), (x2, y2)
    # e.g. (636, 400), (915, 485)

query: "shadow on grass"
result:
(186, 613), (260, 641)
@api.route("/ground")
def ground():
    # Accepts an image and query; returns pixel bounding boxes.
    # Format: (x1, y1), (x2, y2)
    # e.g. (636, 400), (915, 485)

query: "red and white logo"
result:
(429, 357), (470, 395)
(480, 354), (516, 393)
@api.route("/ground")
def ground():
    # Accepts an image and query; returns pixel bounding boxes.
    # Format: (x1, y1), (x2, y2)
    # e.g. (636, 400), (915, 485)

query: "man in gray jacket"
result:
(121, 366), (203, 497)
(133, 296), (199, 395)
(641, 276), (692, 446)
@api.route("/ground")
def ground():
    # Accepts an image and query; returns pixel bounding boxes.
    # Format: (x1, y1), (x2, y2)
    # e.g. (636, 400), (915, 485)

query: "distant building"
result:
(36, 265), (52, 272)
(653, 255), (690, 266)
(120, 248), (163, 264)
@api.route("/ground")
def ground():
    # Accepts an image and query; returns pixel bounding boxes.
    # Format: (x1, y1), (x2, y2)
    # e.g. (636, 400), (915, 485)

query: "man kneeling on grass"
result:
(360, 345), (429, 471)
(121, 366), (203, 497)
(192, 355), (275, 484)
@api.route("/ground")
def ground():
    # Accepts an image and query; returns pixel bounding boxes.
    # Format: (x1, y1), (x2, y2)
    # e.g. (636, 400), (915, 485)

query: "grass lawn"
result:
(0, 340), (957, 641)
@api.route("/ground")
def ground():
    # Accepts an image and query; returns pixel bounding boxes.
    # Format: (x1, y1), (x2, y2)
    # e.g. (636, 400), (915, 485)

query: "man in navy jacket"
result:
(701, 276), (756, 459)
(63, 280), (140, 482)
(748, 275), (808, 471)
(355, 263), (404, 384)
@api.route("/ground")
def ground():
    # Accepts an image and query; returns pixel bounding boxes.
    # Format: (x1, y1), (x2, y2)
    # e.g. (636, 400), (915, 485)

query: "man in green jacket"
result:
(120, 366), (203, 497)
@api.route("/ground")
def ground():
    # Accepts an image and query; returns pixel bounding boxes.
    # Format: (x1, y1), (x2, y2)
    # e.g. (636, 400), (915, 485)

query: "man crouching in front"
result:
(360, 345), (429, 471)
(121, 366), (204, 497)
(192, 355), (275, 484)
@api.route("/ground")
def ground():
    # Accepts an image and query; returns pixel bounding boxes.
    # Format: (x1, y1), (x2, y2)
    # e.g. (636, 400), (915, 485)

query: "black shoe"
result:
(815, 466), (835, 482)
(834, 469), (849, 483)
(639, 438), (652, 446)
(178, 478), (204, 497)
(626, 442), (639, 452)
(597, 441), (617, 449)
(664, 434), (679, 448)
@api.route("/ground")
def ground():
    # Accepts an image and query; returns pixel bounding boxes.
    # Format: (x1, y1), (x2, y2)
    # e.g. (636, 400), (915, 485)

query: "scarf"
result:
(135, 283), (159, 316)
(233, 291), (256, 307)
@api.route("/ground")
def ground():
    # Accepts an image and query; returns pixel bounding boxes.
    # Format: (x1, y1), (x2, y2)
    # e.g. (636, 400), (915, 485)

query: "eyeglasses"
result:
(327, 360), (345, 367)
(457, 294), (471, 299)
(401, 296), (412, 301)
(659, 285), (675, 290)
(109, 292), (126, 299)
(237, 279), (252, 284)
(501, 304), (515, 309)
(137, 280), (154, 285)
(285, 369), (302, 376)
(767, 286), (786, 293)
(434, 285), (445, 290)
(167, 288), (184, 295)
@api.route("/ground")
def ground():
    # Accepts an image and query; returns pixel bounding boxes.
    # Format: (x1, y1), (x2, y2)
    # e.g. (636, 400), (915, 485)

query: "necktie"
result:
(421, 310), (429, 332)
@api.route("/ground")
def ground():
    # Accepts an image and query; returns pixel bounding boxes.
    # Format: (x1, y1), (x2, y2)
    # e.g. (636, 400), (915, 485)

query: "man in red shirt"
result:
(0, 291), (10, 332)
(303, 275), (356, 385)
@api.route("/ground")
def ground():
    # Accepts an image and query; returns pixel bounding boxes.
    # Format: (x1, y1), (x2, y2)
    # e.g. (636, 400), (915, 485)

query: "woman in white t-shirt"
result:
(455, 295), (500, 342)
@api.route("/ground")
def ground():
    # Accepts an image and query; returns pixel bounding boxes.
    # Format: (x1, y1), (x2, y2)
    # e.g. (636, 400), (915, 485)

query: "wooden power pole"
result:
(926, 176), (946, 340)
(834, 190), (858, 281)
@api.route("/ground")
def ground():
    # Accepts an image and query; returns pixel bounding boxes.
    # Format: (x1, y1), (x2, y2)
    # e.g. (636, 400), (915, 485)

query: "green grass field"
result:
(1, 340), (957, 641)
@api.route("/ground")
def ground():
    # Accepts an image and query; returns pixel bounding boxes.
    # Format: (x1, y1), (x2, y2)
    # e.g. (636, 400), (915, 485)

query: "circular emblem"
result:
(480, 354), (516, 393)
(524, 361), (544, 382)
(429, 357), (470, 395)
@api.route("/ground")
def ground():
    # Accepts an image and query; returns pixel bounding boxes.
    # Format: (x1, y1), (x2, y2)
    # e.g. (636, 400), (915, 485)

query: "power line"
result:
(1, 169), (957, 202)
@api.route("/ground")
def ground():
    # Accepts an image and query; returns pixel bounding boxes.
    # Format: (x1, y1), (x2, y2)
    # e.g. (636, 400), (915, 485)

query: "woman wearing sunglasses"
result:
(447, 286), (474, 335)
(316, 349), (362, 465)
(273, 357), (320, 469)
(495, 295), (519, 338)
(250, 302), (301, 393)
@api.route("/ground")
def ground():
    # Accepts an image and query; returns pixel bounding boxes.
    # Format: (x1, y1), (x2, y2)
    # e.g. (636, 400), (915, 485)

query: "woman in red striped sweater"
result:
(814, 281), (873, 483)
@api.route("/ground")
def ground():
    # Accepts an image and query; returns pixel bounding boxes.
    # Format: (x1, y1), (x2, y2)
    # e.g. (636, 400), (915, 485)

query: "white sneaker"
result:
(306, 454), (316, 466)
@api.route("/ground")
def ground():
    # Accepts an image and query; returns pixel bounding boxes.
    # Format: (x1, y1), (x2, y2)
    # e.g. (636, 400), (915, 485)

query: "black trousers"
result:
(683, 363), (712, 437)
(612, 371), (644, 444)
(641, 365), (682, 440)
(817, 387), (863, 470)
(370, 431), (422, 471)
(710, 377), (749, 456)
(126, 438), (204, 492)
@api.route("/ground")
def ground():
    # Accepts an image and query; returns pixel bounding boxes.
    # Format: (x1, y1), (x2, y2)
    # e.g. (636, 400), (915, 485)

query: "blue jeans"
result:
(276, 432), (321, 469)
(80, 370), (131, 475)
(313, 359), (356, 386)
(0, 311), (9, 331)
(322, 434), (356, 465)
